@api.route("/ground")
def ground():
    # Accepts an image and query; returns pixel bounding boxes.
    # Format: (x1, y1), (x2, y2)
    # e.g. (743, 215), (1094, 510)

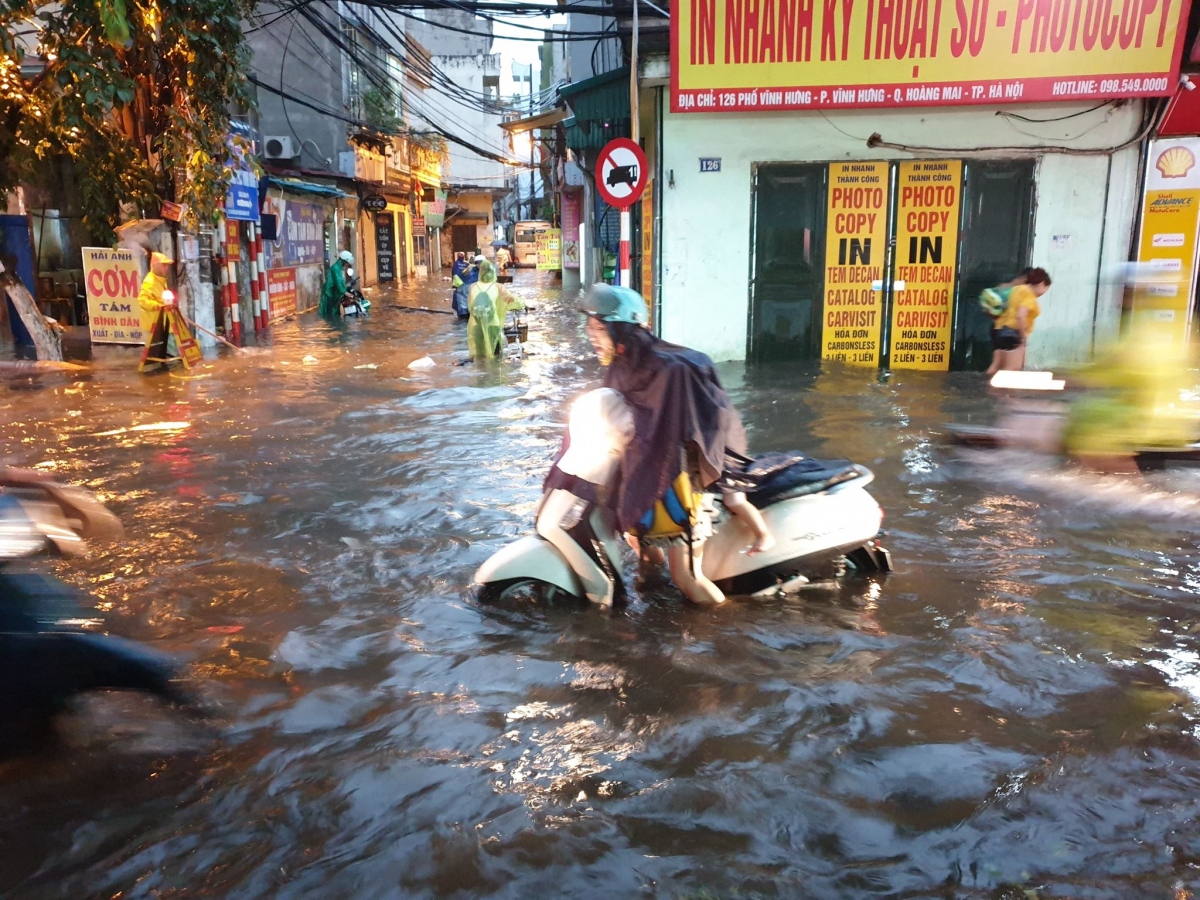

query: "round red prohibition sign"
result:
(595, 138), (648, 209)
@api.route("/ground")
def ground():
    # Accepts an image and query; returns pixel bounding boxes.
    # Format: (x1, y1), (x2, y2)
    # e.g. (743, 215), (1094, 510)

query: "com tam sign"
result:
(671, 0), (1190, 111)
(82, 247), (144, 345)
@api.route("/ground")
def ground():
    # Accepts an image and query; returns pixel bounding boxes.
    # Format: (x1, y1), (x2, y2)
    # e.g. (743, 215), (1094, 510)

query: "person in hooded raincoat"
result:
(575, 285), (774, 605)
(451, 254), (483, 318)
(137, 251), (177, 369)
(319, 251), (353, 317)
(451, 252), (469, 281)
(467, 261), (524, 359)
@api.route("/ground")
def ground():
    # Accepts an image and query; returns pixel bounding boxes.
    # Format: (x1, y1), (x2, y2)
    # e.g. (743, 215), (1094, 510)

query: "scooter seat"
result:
(745, 459), (861, 508)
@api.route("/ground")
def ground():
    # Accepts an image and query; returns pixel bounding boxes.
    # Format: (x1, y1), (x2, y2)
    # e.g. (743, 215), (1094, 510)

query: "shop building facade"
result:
(655, 100), (1143, 369)
(637, 0), (1194, 369)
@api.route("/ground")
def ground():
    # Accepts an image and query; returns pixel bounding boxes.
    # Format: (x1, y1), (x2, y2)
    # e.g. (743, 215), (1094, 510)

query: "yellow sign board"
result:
(1133, 138), (1200, 341)
(889, 160), (961, 370)
(641, 190), (655, 315)
(138, 306), (202, 372)
(536, 229), (562, 270)
(822, 161), (889, 365)
(82, 247), (144, 345)
(672, 0), (1189, 111)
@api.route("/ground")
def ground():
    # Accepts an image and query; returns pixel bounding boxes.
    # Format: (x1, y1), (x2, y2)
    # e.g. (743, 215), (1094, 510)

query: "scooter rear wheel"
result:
(477, 578), (584, 607)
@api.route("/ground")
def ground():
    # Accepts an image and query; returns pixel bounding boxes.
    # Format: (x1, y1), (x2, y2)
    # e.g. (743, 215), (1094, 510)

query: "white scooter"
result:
(475, 452), (891, 603)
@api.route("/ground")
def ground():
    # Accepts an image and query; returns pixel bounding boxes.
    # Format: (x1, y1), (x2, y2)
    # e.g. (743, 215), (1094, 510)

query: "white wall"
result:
(431, 55), (507, 186)
(660, 102), (1145, 364)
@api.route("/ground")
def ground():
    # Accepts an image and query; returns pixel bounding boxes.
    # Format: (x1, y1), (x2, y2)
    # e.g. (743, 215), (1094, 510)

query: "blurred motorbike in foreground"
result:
(0, 470), (197, 735)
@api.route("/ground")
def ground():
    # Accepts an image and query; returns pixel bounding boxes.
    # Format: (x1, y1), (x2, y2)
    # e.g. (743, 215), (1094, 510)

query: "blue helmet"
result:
(582, 284), (649, 326)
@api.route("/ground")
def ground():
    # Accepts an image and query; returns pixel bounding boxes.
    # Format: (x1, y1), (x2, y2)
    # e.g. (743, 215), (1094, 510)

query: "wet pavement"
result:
(4, 272), (1200, 898)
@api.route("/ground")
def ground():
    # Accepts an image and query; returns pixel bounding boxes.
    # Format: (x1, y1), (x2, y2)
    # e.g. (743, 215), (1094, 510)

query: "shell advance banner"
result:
(672, 0), (1190, 111)
(1133, 137), (1200, 341)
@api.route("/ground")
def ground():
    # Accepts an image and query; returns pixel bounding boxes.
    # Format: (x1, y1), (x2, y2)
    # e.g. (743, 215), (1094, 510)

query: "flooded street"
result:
(5, 273), (1200, 899)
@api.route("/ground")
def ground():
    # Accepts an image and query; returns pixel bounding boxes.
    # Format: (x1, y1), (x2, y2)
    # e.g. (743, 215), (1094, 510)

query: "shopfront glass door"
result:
(750, 158), (1036, 369)
(953, 160), (1036, 370)
(749, 165), (827, 363)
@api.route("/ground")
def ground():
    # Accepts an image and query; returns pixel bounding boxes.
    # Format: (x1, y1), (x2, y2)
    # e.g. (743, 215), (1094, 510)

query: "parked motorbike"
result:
(340, 269), (370, 317)
(0, 471), (193, 728)
(474, 403), (891, 602)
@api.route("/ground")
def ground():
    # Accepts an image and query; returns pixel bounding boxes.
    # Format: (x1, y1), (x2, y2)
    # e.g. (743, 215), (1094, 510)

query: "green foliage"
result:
(361, 87), (401, 135)
(1, 0), (256, 241)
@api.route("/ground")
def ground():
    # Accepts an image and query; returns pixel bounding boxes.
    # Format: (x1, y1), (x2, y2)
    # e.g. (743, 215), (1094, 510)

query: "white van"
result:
(512, 220), (552, 268)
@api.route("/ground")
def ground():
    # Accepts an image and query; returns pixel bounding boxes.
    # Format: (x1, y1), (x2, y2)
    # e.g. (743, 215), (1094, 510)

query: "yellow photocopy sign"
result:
(822, 161), (889, 366)
(889, 159), (962, 371)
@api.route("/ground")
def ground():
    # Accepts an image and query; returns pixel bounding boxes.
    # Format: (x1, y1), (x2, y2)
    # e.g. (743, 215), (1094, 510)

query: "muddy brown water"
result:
(3, 273), (1200, 898)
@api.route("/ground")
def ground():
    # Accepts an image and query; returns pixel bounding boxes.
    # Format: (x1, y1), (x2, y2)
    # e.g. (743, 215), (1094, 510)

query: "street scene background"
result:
(2, 274), (1200, 897)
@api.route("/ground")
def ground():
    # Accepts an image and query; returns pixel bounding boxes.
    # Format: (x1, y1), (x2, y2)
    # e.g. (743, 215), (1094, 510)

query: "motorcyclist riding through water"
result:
(549, 285), (775, 606)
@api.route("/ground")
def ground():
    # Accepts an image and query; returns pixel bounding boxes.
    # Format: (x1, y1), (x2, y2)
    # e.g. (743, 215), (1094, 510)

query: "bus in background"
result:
(512, 221), (552, 268)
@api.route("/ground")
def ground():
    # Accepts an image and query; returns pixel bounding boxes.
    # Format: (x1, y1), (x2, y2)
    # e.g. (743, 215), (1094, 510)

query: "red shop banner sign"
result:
(267, 267), (298, 320)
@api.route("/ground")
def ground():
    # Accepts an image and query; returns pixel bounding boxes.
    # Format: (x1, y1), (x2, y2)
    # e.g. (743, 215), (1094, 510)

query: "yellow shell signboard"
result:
(1133, 137), (1200, 342)
(671, 0), (1190, 111)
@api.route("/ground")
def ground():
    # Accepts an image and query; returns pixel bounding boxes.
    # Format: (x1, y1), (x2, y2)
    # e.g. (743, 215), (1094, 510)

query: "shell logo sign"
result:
(1136, 137), (1200, 343)
(1156, 145), (1197, 179)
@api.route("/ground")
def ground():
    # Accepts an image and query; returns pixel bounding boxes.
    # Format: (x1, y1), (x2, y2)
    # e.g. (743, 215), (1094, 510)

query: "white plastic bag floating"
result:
(408, 356), (435, 369)
(302, 355), (319, 365)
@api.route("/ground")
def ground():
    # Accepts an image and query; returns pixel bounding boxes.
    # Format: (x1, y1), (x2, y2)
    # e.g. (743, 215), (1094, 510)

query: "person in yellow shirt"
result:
(987, 267), (1051, 376)
(137, 251), (175, 370)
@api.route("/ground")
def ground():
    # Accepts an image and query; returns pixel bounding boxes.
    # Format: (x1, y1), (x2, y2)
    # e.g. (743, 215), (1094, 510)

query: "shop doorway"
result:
(749, 159), (1037, 369)
(452, 224), (477, 256)
(953, 160), (1037, 370)
(748, 165), (826, 362)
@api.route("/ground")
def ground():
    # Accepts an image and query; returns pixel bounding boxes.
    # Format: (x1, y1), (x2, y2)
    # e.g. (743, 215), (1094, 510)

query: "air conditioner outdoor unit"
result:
(262, 136), (297, 160)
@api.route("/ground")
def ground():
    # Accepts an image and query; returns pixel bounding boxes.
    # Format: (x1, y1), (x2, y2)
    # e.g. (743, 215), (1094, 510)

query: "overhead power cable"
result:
(251, 75), (530, 167)
(289, 4), (527, 162)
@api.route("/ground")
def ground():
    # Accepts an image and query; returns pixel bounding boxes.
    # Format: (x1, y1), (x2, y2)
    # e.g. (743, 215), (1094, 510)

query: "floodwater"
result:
(3, 274), (1200, 899)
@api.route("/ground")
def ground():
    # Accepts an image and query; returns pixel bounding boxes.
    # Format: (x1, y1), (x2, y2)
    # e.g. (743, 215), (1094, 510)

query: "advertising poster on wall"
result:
(671, 0), (1189, 112)
(82, 247), (144, 344)
(267, 268), (298, 320)
(822, 161), (889, 366)
(376, 212), (396, 282)
(423, 190), (448, 228)
(536, 229), (562, 270)
(561, 193), (581, 270)
(283, 202), (325, 266)
(888, 160), (962, 371)
(1133, 137), (1200, 341)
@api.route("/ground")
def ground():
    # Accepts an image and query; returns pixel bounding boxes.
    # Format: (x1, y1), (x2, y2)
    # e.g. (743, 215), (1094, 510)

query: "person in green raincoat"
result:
(467, 260), (523, 359)
(319, 251), (353, 317)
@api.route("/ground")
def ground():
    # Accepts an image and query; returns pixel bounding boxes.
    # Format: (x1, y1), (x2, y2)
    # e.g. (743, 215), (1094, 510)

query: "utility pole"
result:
(620, 0), (640, 288)
(529, 64), (536, 220)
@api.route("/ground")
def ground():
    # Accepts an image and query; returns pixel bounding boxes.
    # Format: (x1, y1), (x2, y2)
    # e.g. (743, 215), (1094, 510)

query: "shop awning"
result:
(560, 67), (631, 153)
(501, 108), (569, 133)
(262, 176), (349, 199)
